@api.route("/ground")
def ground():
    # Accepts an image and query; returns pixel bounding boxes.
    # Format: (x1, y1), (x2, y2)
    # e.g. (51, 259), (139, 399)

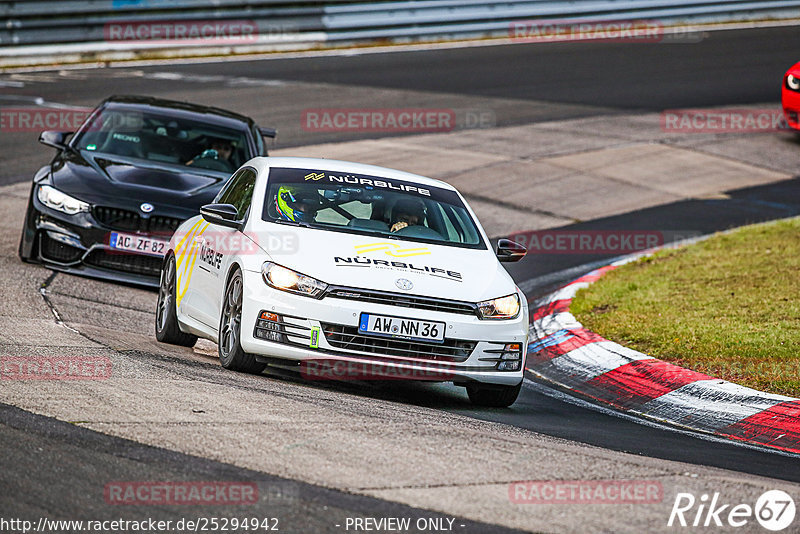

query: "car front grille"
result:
(93, 207), (141, 232)
(148, 215), (184, 234)
(93, 207), (183, 234)
(325, 287), (478, 316)
(39, 233), (83, 263)
(84, 249), (162, 277)
(320, 323), (476, 362)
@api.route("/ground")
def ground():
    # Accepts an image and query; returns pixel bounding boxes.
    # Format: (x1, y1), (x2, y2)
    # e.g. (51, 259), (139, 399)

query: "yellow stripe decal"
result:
(175, 220), (208, 306)
(354, 242), (431, 258)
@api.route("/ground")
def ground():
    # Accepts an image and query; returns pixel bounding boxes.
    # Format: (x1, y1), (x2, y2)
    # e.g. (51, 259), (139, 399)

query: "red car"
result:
(783, 62), (800, 131)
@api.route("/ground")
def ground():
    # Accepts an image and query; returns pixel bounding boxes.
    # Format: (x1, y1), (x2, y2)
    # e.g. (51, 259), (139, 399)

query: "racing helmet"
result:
(275, 186), (316, 222)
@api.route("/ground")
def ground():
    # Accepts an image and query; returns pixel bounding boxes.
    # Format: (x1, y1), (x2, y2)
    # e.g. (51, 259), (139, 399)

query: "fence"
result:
(1, 0), (799, 64)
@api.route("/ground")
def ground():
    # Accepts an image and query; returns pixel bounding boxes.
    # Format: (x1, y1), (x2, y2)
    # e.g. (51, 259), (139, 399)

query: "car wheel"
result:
(466, 382), (522, 408)
(219, 269), (265, 374)
(155, 254), (198, 347)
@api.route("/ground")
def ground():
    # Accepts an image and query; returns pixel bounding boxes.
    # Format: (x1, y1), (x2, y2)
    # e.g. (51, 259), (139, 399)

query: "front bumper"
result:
(238, 269), (528, 386)
(782, 83), (800, 131)
(21, 189), (178, 288)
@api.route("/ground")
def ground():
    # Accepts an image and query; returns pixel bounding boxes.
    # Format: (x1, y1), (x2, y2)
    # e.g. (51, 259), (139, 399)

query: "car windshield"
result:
(262, 167), (486, 249)
(72, 105), (251, 173)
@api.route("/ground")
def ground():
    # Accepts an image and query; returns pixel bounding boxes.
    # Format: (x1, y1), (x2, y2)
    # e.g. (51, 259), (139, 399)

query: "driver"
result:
(187, 138), (234, 169)
(275, 186), (318, 223)
(390, 199), (426, 233)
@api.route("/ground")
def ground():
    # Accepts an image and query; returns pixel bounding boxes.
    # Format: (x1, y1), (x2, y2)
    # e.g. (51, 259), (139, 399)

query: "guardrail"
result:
(1, 0), (799, 63)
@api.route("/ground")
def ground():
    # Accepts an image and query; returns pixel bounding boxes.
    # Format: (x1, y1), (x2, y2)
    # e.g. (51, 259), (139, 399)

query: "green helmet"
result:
(275, 186), (315, 222)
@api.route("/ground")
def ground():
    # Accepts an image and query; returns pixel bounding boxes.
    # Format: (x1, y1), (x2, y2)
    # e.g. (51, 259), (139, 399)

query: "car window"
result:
(315, 199), (372, 225)
(72, 105), (252, 173)
(253, 126), (266, 155)
(217, 168), (257, 220)
(432, 202), (460, 242)
(261, 167), (486, 250)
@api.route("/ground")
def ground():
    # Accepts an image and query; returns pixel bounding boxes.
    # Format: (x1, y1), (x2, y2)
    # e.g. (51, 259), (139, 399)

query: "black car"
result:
(19, 95), (276, 287)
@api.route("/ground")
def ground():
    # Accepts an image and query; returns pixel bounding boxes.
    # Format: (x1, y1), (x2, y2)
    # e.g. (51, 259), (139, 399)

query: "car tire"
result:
(218, 269), (266, 374)
(155, 254), (198, 347)
(466, 382), (522, 408)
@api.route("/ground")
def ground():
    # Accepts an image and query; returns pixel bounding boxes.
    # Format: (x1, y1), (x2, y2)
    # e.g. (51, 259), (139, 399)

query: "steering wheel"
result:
(189, 156), (233, 172)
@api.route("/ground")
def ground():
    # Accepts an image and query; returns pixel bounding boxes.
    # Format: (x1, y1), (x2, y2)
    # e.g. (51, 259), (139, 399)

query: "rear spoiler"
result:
(259, 127), (277, 139)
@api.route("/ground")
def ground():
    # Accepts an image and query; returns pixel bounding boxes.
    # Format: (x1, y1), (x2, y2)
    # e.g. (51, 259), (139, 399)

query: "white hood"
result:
(264, 226), (516, 303)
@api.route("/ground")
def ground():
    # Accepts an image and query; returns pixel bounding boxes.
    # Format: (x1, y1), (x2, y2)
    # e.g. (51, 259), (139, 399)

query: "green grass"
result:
(571, 218), (800, 397)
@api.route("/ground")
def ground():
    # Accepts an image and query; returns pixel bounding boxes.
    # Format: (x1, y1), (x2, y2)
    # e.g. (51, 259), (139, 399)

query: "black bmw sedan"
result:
(19, 95), (276, 287)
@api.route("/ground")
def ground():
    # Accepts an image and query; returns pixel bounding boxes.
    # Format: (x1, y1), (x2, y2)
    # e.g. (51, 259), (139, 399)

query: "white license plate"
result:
(109, 232), (168, 257)
(358, 313), (445, 343)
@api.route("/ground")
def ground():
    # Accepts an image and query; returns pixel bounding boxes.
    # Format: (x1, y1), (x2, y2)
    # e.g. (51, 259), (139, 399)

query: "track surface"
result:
(0, 403), (521, 534)
(3, 25), (800, 176)
(157, 26), (800, 110)
(2, 26), (800, 532)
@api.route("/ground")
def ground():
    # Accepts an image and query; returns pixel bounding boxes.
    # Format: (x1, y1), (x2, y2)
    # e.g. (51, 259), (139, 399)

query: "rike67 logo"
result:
(668, 490), (795, 531)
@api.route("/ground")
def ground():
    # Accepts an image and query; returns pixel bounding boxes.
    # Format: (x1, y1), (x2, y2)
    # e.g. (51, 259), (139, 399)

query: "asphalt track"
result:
(3, 25), (800, 167)
(156, 26), (800, 111)
(2, 25), (800, 532)
(0, 403), (520, 534)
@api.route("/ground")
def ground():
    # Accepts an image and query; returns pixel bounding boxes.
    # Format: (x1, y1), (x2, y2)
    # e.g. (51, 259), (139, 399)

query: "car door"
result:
(190, 167), (258, 329)
(174, 215), (212, 326)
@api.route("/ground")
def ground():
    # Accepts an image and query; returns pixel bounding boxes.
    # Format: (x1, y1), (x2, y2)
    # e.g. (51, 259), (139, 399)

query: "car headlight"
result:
(262, 262), (327, 298)
(477, 293), (520, 320)
(37, 185), (89, 215)
(787, 74), (800, 91)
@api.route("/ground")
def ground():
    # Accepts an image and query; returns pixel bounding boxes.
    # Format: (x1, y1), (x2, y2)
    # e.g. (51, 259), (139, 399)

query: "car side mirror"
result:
(39, 131), (71, 150)
(259, 127), (277, 139)
(201, 203), (241, 229)
(496, 239), (526, 262)
(257, 126), (277, 155)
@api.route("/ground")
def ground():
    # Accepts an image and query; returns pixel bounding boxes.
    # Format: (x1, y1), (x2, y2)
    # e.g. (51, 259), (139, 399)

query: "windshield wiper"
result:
(271, 218), (312, 229)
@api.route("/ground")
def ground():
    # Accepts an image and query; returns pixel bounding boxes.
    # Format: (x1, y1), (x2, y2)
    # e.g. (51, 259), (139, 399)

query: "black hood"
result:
(49, 150), (223, 217)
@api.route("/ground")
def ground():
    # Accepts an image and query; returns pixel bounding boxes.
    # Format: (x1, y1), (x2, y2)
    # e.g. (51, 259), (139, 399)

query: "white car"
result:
(155, 157), (529, 407)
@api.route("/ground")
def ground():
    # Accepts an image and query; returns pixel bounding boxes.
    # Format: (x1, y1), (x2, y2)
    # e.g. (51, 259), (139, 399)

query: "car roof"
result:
(102, 95), (255, 131)
(248, 156), (458, 191)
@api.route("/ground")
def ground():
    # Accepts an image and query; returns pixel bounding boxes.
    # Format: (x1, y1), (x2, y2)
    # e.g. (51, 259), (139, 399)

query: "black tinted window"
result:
(261, 167), (486, 249)
(217, 168), (257, 220)
(73, 106), (251, 173)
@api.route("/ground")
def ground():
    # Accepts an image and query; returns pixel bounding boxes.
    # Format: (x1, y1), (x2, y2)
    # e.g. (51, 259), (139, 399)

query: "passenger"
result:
(390, 199), (426, 233)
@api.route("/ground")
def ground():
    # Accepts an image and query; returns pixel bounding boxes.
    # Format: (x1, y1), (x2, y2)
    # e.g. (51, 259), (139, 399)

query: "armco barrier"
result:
(527, 262), (800, 456)
(1, 0), (800, 57)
